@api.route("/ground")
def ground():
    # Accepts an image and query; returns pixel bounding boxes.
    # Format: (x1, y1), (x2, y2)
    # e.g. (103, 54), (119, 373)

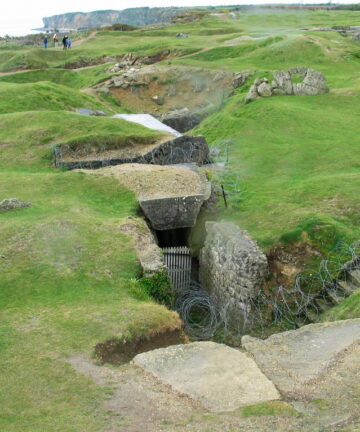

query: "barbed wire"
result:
(53, 137), (210, 170)
(173, 242), (359, 340)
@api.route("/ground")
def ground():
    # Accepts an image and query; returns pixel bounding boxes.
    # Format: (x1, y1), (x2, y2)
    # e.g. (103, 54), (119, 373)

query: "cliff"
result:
(42, 7), (187, 30)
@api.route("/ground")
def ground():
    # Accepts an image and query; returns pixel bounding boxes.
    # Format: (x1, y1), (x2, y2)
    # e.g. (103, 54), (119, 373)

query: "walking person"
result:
(43, 36), (48, 48)
(62, 35), (68, 50)
(53, 33), (58, 48)
(67, 38), (72, 49)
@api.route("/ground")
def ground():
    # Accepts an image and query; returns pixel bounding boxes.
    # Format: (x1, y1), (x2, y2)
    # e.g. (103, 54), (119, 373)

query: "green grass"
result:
(0, 81), (107, 114)
(195, 91), (360, 251)
(1, 10), (360, 431)
(0, 111), (163, 171)
(320, 291), (360, 321)
(0, 170), (178, 431)
(239, 401), (297, 417)
(0, 65), (116, 89)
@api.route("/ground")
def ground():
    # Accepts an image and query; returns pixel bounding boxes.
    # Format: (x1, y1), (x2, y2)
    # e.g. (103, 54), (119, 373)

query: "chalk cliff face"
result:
(42, 7), (186, 30)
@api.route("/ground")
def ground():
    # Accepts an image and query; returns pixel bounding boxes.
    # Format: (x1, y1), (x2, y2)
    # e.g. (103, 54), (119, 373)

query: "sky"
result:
(0, 0), (358, 36)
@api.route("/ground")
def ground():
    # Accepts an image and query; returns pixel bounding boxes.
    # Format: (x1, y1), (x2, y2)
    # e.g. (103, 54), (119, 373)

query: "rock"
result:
(247, 67), (329, 101)
(199, 222), (268, 330)
(0, 198), (31, 212)
(133, 341), (280, 412)
(213, 71), (228, 82)
(245, 84), (258, 102)
(112, 76), (125, 87)
(292, 68), (329, 95)
(273, 67), (329, 96)
(176, 33), (188, 38)
(76, 108), (95, 115)
(161, 108), (202, 133)
(76, 108), (106, 116)
(95, 87), (109, 94)
(119, 217), (165, 275)
(272, 69), (293, 94)
(242, 319), (360, 396)
(257, 81), (272, 97)
(151, 95), (165, 105)
(232, 73), (247, 88)
(140, 195), (205, 230)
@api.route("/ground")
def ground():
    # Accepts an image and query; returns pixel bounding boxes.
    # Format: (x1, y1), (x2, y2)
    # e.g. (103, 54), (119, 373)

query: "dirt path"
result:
(176, 47), (211, 60)
(0, 68), (34, 76)
(73, 30), (98, 47)
(67, 344), (360, 432)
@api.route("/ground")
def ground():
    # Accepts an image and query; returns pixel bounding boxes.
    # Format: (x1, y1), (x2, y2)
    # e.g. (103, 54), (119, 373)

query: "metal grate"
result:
(163, 246), (192, 291)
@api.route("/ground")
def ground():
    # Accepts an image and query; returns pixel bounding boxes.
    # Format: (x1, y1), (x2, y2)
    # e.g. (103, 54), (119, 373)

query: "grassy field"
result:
(0, 65), (117, 89)
(0, 9), (360, 431)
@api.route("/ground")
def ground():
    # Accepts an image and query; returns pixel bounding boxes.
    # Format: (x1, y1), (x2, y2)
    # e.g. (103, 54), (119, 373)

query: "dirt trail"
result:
(0, 68), (34, 76)
(176, 47), (211, 60)
(73, 30), (98, 47)
(67, 343), (360, 432)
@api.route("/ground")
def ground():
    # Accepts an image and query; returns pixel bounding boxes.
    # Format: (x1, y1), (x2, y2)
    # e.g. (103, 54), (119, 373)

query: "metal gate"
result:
(163, 246), (192, 291)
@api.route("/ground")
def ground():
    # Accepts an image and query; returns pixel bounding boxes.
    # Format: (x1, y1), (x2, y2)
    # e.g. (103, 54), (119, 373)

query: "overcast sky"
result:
(0, 0), (358, 36)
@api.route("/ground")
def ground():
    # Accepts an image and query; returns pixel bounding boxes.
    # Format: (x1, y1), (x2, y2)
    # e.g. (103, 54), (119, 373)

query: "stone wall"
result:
(246, 67), (329, 102)
(199, 222), (268, 329)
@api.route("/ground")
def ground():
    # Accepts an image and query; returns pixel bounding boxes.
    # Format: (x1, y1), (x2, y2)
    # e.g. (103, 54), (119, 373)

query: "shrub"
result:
(139, 270), (174, 307)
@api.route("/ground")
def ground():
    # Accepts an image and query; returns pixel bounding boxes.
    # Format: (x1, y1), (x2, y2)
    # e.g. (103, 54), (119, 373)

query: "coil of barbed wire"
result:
(174, 281), (221, 340)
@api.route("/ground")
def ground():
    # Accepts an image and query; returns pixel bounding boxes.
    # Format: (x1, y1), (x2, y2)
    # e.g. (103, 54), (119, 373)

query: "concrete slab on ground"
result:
(242, 319), (360, 396)
(113, 113), (182, 137)
(132, 341), (280, 412)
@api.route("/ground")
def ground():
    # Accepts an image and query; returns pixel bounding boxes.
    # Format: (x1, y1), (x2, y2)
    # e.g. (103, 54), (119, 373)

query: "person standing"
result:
(67, 38), (72, 49)
(53, 33), (58, 48)
(43, 36), (48, 48)
(62, 35), (68, 50)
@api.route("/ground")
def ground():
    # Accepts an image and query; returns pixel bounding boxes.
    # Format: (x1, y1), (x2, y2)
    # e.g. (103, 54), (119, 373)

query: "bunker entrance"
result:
(154, 227), (218, 340)
(155, 228), (190, 248)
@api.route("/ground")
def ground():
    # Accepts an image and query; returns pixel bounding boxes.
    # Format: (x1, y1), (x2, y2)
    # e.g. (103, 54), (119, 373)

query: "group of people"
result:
(43, 33), (72, 49)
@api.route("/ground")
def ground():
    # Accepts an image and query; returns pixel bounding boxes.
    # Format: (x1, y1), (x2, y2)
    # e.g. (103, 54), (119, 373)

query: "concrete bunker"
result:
(53, 114), (210, 170)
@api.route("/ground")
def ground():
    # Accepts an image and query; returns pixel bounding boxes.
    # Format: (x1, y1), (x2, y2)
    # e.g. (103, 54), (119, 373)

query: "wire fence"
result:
(173, 242), (360, 340)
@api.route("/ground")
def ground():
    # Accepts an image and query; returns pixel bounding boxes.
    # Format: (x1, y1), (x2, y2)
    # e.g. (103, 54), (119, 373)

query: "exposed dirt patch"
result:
(267, 241), (322, 288)
(68, 356), (201, 432)
(83, 163), (207, 199)
(72, 31), (98, 47)
(108, 65), (234, 115)
(94, 325), (188, 365)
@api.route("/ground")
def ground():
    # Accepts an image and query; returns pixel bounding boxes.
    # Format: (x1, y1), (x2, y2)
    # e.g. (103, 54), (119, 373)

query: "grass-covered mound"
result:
(1, 9), (360, 430)
(0, 65), (115, 89)
(0, 111), (163, 171)
(196, 91), (360, 252)
(0, 81), (106, 114)
(0, 169), (181, 430)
